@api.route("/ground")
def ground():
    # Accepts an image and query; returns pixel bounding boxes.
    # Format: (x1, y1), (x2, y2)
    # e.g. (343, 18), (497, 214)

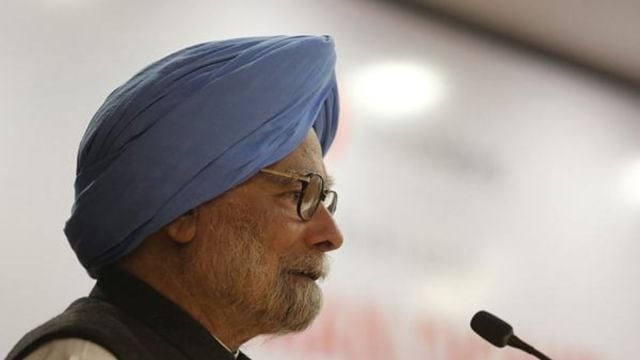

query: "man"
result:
(7, 35), (344, 360)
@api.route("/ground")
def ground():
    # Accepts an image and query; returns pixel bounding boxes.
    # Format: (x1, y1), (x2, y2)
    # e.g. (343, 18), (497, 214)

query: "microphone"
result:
(470, 310), (553, 360)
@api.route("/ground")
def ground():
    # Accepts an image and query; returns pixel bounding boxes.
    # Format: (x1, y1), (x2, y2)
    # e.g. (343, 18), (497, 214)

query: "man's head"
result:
(65, 35), (342, 347)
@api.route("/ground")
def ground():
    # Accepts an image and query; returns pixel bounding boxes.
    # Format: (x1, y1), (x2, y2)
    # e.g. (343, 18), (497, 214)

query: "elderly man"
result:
(8, 35), (343, 360)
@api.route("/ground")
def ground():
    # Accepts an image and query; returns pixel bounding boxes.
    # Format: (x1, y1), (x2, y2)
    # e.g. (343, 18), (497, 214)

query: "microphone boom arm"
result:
(508, 335), (552, 360)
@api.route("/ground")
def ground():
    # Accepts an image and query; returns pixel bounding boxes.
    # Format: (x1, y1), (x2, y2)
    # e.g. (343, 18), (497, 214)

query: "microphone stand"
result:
(508, 335), (552, 360)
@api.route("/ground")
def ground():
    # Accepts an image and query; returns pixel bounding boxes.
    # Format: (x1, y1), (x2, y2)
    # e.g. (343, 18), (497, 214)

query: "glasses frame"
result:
(260, 168), (337, 221)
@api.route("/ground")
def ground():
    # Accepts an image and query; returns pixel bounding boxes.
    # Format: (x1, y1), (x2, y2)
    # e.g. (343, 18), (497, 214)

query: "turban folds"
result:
(64, 35), (340, 276)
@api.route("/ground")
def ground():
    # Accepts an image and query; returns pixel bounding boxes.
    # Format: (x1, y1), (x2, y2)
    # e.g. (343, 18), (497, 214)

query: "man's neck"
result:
(118, 262), (258, 352)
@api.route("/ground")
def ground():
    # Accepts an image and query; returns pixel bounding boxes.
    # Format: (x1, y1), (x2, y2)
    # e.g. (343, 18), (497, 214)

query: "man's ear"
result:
(164, 210), (198, 244)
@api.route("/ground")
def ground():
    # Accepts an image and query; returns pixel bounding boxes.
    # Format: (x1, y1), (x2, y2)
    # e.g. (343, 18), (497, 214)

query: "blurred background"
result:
(1, 0), (639, 359)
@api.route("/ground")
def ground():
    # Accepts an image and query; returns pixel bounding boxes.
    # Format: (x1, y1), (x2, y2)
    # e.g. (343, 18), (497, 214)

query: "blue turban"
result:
(64, 35), (340, 276)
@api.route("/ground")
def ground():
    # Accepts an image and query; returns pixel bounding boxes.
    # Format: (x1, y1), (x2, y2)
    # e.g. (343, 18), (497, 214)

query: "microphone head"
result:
(470, 310), (514, 348)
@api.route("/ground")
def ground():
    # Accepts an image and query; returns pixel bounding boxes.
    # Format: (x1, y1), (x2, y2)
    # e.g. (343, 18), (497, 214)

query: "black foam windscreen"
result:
(470, 310), (514, 348)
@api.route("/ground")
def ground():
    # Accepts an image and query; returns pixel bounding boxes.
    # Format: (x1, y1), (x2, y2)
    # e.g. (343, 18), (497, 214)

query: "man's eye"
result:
(284, 191), (300, 202)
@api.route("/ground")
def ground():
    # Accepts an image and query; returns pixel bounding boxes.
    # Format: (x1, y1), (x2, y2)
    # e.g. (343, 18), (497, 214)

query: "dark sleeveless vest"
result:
(6, 268), (251, 360)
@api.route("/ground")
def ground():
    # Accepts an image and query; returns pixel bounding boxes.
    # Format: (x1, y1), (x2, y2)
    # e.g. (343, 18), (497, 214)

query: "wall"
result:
(1, 1), (639, 358)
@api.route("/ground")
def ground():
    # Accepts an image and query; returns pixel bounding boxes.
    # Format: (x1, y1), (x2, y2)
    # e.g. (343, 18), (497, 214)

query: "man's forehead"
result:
(262, 132), (333, 186)
(277, 130), (322, 164)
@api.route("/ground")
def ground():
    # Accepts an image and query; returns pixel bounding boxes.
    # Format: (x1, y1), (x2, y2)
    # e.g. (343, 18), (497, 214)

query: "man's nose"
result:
(304, 205), (344, 252)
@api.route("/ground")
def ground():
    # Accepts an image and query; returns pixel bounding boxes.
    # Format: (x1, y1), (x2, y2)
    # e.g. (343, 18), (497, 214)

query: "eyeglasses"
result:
(260, 168), (338, 221)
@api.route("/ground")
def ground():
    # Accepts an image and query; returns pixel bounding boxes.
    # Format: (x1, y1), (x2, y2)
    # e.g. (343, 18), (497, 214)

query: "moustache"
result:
(281, 253), (329, 281)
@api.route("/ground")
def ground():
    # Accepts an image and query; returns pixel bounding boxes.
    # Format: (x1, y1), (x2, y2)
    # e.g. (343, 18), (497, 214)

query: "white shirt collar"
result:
(210, 333), (240, 358)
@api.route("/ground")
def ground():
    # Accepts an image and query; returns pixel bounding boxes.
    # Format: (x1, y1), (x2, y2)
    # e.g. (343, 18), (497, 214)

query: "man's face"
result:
(182, 130), (343, 334)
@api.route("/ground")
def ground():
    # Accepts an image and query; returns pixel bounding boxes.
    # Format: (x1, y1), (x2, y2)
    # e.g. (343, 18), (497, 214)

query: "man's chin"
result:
(268, 283), (323, 334)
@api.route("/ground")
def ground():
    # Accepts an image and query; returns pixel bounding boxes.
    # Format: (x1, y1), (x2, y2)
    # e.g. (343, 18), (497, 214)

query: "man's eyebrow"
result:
(261, 169), (336, 188)
(261, 173), (299, 187)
